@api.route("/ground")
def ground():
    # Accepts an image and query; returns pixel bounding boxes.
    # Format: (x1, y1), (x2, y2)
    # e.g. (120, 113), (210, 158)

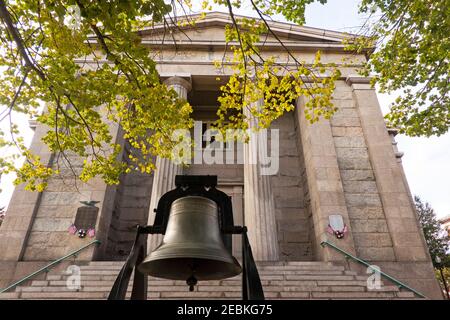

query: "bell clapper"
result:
(187, 275), (197, 292)
(186, 261), (198, 291)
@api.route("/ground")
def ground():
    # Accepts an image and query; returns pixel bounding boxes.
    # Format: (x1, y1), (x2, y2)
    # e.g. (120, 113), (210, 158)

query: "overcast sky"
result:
(0, 0), (448, 218)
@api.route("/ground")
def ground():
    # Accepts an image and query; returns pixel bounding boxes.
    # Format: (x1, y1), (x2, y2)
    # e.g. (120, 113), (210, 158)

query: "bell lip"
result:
(138, 257), (242, 281)
(142, 250), (238, 263)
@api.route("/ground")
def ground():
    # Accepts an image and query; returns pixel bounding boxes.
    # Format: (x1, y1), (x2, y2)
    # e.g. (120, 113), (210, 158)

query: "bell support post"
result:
(107, 225), (152, 300)
(108, 175), (264, 300)
(222, 226), (265, 300)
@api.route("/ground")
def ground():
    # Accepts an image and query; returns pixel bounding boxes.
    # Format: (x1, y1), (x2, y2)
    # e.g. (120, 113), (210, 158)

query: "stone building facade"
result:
(0, 13), (443, 299)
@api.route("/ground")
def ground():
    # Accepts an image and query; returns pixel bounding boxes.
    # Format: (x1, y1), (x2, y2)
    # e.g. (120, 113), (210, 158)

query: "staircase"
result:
(0, 261), (418, 299)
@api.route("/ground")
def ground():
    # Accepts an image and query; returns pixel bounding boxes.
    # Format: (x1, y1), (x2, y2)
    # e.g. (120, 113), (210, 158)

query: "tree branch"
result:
(0, 0), (46, 80)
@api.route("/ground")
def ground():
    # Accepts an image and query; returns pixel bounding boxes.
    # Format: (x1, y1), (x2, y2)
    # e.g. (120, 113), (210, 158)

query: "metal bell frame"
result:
(108, 175), (265, 300)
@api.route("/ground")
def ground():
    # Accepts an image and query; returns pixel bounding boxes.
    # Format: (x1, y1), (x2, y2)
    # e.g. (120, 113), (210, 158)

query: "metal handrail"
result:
(0, 239), (101, 293)
(321, 240), (426, 298)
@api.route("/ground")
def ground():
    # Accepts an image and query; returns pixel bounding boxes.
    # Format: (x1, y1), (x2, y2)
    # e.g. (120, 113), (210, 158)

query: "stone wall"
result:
(103, 143), (153, 260)
(330, 81), (395, 261)
(21, 153), (110, 261)
(0, 121), (53, 262)
(270, 113), (312, 261)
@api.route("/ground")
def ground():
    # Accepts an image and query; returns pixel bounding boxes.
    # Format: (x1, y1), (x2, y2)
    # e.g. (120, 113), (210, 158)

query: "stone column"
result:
(147, 76), (191, 252)
(244, 99), (279, 261)
(295, 96), (356, 261)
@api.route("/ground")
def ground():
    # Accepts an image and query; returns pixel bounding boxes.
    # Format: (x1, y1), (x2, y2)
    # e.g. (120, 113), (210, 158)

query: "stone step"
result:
(77, 265), (346, 273)
(75, 266), (348, 276)
(42, 279), (346, 287)
(17, 286), (88, 293)
(317, 280), (384, 286)
(21, 284), (396, 294)
(20, 292), (108, 299)
(246, 271), (347, 276)
(64, 270), (123, 276)
(0, 292), (20, 299)
(284, 275), (355, 281)
(156, 292), (234, 299)
(39, 279), (353, 289)
(396, 292), (416, 298)
(13, 288), (413, 300)
(49, 273), (356, 283)
(86, 261), (124, 266)
(284, 261), (335, 266)
(88, 261), (335, 267)
(329, 286), (366, 292)
(24, 275), (387, 288)
(259, 265), (345, 271)
(310, 291), (397, 299)
(7, 283), (414, 300)
(41, 280), (240, 287)
(51, 275), (250, 282)
(78, 265), (127, 270)
(46, 275), (120, 281)
(368, 286), (400, 292)
(17, 292), (169, 300)
(30, 280), (50, 286)
(274, 292), (311, 299)
(23, 280), (399, 292)
(17, 291), (237, 300)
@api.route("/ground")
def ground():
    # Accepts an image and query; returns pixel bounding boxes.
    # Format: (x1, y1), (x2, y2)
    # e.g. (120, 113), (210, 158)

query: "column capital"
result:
(163, 76), (192, 92)
(345, 75), (373, 87)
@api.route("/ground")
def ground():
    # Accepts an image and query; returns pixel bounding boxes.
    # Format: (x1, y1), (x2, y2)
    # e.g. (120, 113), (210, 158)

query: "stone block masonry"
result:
(103, 142), (153, 260)
(330, 81), (395, 261)
(270, 113), (312, 261)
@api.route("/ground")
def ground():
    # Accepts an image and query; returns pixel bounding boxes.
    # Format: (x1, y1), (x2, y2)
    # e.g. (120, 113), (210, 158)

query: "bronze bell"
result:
(138, 196), (242, 290)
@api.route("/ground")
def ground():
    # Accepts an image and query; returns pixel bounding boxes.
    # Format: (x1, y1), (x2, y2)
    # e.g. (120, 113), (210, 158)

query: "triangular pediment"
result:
(137, 11), (354, 45)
